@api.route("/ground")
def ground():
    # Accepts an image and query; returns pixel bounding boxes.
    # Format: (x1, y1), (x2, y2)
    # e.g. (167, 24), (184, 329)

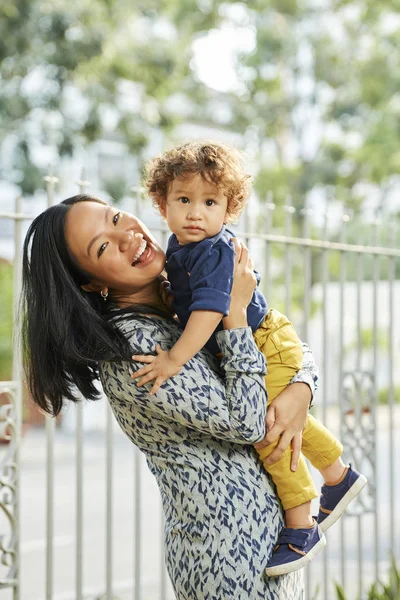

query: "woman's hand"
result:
(223, 238), (256, 330)
(254, 382), (311, 471)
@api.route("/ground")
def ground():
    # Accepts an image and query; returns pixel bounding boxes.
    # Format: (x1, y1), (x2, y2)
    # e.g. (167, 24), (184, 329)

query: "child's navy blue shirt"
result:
(166, 226), (268, 354)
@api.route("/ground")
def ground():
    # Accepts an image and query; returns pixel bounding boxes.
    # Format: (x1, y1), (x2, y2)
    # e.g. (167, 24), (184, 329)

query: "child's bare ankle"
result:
(320, 458), (347, 484)
(285, 505), (314, 529)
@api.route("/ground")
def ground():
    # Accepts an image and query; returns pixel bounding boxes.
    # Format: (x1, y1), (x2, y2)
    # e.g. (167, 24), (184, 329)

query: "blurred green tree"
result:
(0, 0), (225, 193)
(1, 0), (399, 222)
(206, 0), (400, 221)
(195, 0), (400, 290)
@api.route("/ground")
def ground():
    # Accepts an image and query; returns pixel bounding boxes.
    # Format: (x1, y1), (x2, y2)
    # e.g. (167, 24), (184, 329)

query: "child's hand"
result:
(130, 345), (183, 394)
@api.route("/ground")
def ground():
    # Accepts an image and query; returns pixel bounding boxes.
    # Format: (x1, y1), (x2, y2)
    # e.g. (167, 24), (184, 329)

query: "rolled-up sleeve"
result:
(289, 342), (319, 404)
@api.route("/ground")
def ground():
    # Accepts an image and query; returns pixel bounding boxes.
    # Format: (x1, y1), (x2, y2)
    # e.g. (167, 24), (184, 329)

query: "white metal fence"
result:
(0, 175), (399, 600)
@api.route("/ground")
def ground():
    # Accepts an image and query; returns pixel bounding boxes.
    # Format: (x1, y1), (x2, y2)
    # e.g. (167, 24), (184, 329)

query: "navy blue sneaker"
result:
(265, 520), (326, 577)
(318, 465), (367, 532)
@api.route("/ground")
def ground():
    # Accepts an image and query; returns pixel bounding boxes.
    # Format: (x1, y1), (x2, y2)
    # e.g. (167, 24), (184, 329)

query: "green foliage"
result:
(102, 176), (129, 205)
(335, 584), (347, 600)
(311, 584), (321, 600)
(344, 328), (390, 354)
(0, 263), (13, 381)
(334, 557), (400, 599)
(226, 1), (400, 219)
(2, 0), (400, 222)
(378, 386), (400, 405)
(0, 0), (225, 194)
(13, 140), (44, 195)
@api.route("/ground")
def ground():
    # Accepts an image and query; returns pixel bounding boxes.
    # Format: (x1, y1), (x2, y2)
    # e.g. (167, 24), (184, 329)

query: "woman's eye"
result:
(113, 212), (121, 225)
(205, 199), (215, 206)
(98, 242), (108, 258)
(179, 197), (189, 204)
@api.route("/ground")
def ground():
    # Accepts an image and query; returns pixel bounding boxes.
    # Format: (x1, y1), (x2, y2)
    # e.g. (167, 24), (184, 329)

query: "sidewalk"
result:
(1, 403), (399, 600)
(18, 423), (175, 600)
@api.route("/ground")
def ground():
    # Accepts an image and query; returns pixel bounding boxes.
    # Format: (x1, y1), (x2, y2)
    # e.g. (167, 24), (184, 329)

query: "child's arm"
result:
(131, 310), (223, 394)
(132, 239), (234, 394)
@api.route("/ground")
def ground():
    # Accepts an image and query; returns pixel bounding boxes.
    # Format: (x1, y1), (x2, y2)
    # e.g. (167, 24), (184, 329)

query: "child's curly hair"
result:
(144, 141), (252, 222)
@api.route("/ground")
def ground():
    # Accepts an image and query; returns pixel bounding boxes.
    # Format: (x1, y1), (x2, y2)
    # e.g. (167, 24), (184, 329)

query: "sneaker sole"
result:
(265, 534), (326, 577)
(319, 474), (368, 533)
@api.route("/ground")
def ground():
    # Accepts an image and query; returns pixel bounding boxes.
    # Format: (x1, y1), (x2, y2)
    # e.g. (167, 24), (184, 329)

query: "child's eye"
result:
(113, 212), (121, 224)
(205, 199), (215, 206)
(179, 197), (189, 204)
(98, 242), (108, 258)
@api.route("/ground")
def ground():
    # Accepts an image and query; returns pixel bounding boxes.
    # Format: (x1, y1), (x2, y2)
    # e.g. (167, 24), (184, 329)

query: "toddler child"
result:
(134, 141), (367, 576)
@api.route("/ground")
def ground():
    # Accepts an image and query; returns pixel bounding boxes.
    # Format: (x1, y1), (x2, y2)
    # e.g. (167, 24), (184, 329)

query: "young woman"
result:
(22, 195), (317, 599)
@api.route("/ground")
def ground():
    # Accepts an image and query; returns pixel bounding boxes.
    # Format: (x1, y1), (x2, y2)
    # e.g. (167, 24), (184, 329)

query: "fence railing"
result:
(0, 382), (20, 598)
(0, 173), (399, 600)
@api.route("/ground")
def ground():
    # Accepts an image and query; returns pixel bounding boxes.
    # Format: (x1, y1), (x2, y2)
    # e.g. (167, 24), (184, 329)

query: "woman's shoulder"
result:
(112, 314), (181, 353)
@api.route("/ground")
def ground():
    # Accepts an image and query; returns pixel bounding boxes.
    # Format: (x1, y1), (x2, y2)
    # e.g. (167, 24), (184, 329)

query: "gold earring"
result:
(100, 290), (108, 302)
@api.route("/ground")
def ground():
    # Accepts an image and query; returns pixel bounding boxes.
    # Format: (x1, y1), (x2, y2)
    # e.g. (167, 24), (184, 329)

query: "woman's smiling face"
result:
(64, 201), (166, 297)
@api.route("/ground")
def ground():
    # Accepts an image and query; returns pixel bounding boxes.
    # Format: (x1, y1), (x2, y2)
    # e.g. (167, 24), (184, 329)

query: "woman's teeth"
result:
(131, 239), (148, 266)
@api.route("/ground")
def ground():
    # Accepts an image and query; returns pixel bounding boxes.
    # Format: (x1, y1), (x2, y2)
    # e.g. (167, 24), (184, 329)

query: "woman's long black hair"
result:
(21, 195), (171, 417)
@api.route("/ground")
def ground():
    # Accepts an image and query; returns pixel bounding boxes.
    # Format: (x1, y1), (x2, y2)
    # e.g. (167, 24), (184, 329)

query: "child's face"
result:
(162, 173), (229, 245)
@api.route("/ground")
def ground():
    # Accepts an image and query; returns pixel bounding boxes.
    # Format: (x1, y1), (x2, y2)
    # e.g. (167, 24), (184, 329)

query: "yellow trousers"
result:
(254, 309), (343, 510)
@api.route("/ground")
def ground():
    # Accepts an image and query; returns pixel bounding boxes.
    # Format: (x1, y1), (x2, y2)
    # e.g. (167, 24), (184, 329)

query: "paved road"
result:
(1, 403), (399, 600)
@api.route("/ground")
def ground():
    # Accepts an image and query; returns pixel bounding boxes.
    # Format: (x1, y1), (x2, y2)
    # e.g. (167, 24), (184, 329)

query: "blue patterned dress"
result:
(100, 315), (317, 599)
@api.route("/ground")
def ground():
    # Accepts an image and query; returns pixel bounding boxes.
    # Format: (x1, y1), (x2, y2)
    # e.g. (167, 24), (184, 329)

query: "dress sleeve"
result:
(188, 243), (234, 316)
(289, 342), (319, 405)
(102, 325), (268, 444)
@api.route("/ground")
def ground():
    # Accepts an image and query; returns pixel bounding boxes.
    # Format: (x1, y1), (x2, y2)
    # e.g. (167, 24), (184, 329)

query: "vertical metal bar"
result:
(44, 170), (58, 207)
(76, 403), (83, 600)
(45, 170), (59, 600)
(160, 510), (166, 600)
(161, 229), (169, 253)
(302, 206), (312, 599)
(75, 170), (89, 600)
(134, 447), (141, 600)
(301, 208), (312, 343)
(338, 214), (349, 588)
(371, 221), (379, 583)
(321, 213), (329, 426)
(76, 168), (91, 197)
(321, 212), (329, 600)
(12, 196), (23, 600)
(160, 225), (168, 600)
(132, 186), (142, 221)
(132, 189), (136, 217)
(388, 225), (396, 556)
(246, 197), (256, 271)
(283, 195), (294, 319)
(105, 403), (113, 599)
(355, 251), (363, 598)
(263, 193), (274, 301)
(243, 199), (251, 247)
(45, 415), (55, 600)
